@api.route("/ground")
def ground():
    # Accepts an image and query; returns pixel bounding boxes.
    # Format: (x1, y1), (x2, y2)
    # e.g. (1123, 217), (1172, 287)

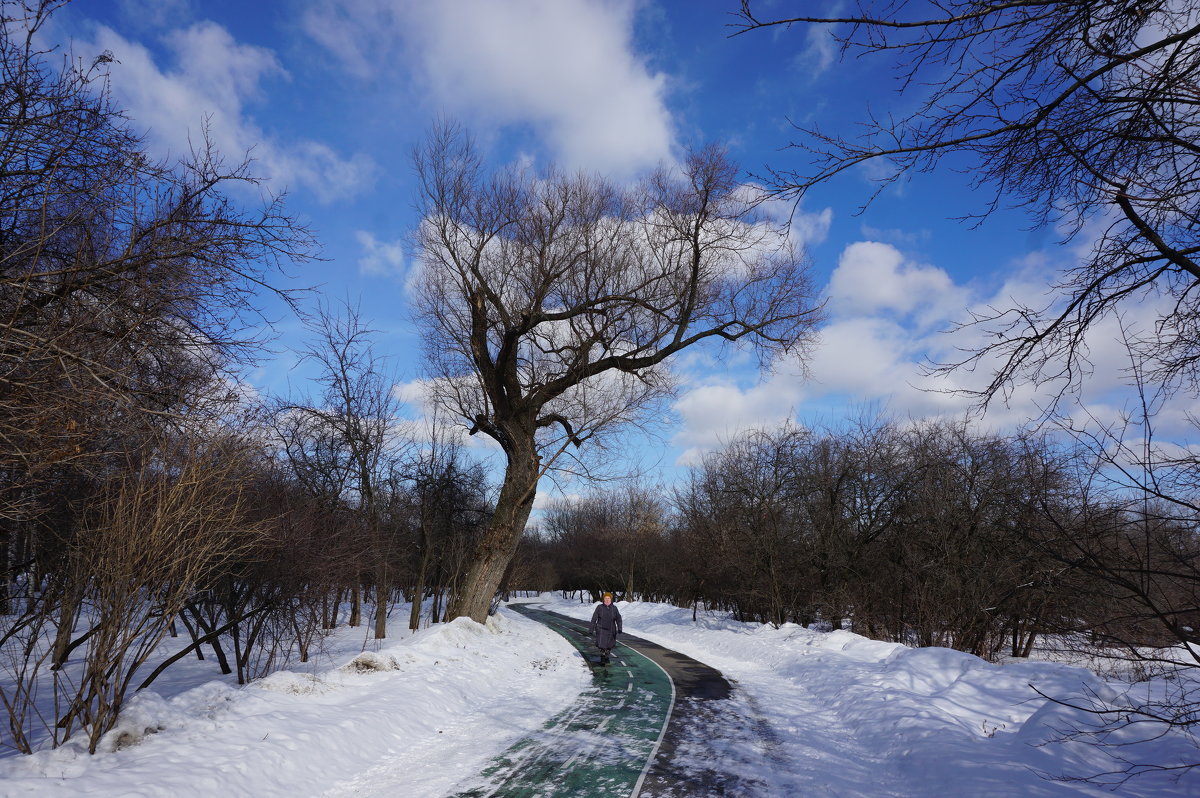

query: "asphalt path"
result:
(450, 604), (674, 797)
(450, 604), (766, 798)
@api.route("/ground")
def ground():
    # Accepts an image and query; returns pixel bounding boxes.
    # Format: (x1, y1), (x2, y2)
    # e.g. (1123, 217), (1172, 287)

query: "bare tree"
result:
(0, 433), (266, 754)
(1040, 386), (1200, 672)
(283, 301), (406, 639)
(732, 1), (1200, 407)
(686, 426), (814, 627)
(542, 485), (669, 601)
(0, 0), (315, 752)
(0, 0), (313, 577)
(665, 418), (1074, 648)
(413, 123), (822, 622)
(403, 426), (491, 631)
(1015, 403), (1200, 782)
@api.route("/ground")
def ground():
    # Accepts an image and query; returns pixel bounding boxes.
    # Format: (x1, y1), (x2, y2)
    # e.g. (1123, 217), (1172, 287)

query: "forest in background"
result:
(532, 418), (1200, 670)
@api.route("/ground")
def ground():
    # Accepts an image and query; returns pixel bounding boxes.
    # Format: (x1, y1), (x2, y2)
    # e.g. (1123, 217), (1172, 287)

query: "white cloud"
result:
(757, 193), (833, 248)
(356, 231), (405, 278)
(791, 20), (838, 78)
(827, 241), (965, 324)
(809, 243), (1090, 425)
(667, 232), (1200, 463)
(532, 490), (583, 512)
(807, 317), (915, 395)
(87, 22), (374, 203)
(302, 0), (675, 179)
(391, 379), (429, 408)
(667, 241), (974, 462)
(790, 206), (834, 248)
(391, 378), (503, 455)
(671, 376), (805, 464)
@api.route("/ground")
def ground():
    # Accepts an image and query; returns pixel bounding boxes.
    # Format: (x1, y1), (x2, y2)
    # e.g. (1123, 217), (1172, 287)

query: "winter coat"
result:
(590, 602), (622, 650)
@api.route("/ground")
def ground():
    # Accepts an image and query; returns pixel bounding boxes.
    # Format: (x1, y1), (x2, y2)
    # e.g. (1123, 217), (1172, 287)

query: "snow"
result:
(2, 595), (1198, 797)
(544, 596), (1200, 797)
(0, 610), (587, 797)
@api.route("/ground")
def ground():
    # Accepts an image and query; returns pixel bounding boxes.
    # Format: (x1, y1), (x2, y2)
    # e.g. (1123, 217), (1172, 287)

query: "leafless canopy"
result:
(412, 122), (822, 621)
(413, 123), (821, 465)
(0, 0), (314, 520)
(734, 0), (1200, 406)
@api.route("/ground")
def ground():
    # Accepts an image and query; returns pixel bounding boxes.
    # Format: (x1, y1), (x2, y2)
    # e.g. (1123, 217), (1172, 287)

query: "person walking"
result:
(590, 592), (622, 666)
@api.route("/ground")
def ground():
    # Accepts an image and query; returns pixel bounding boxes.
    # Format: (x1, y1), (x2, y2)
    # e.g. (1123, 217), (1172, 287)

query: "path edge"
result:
(622, 637), (677, 798)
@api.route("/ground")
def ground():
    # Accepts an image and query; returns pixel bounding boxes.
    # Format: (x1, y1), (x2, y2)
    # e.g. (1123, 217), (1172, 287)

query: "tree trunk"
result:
(449, 441), (540, 623)
(373, 581), (388, 639)
(325, 588), (341, 629)
(51, 589), (81, 668)
(365, 482), (387, 639)
(409, 520), (433, 631)
(0, 524), (9, 616)
(178, 610), (205, 661)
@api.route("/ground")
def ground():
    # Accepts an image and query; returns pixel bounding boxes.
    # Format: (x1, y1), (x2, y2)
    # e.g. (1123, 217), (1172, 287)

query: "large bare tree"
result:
(412, 124), (822, 622)
(0, 1), (317, 750)
(733, 0), (1200, 407)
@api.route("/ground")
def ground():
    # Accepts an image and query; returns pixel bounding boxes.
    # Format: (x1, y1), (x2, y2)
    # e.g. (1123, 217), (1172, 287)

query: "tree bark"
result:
(449, 440), (540, 623)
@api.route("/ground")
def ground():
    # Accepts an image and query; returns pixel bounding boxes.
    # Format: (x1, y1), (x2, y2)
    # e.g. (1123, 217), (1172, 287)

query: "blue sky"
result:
(42, 0), (1181, 492)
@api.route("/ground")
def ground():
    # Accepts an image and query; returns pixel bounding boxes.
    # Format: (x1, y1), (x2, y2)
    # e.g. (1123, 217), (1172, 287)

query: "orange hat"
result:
(603, 592), (614, 600)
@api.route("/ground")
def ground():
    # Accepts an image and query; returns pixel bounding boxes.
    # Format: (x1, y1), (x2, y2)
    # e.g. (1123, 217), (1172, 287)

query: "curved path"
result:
(450, 605), (735, 798)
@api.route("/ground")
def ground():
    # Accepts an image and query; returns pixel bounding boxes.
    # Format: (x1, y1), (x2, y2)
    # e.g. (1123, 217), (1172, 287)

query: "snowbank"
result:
(0, 609), (587, 798)
(545, 595), (1200, 796)
(4, 594), (1196, 796)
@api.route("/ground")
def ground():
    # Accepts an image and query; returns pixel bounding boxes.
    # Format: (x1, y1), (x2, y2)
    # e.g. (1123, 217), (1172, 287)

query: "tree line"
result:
(535, 417), (1200, 671)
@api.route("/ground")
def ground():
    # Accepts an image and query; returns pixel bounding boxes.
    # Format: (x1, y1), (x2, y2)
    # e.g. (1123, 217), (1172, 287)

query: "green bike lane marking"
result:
(450, 605), (675, 798)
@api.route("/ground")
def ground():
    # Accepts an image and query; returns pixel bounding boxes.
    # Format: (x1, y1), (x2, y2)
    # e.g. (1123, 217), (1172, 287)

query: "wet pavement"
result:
(450, 604), (758, 798)
(450, 605), (675, 797)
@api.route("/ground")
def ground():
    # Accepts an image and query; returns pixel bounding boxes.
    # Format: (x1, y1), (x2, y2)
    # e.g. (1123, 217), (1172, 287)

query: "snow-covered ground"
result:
(2, 595), (1198, 796)
(0, 608), (587, 797)
(545, 596), (1200, 797)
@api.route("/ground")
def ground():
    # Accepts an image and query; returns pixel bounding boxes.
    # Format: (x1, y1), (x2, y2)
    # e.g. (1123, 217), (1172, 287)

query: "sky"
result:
(38, 0), (1191, 492)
